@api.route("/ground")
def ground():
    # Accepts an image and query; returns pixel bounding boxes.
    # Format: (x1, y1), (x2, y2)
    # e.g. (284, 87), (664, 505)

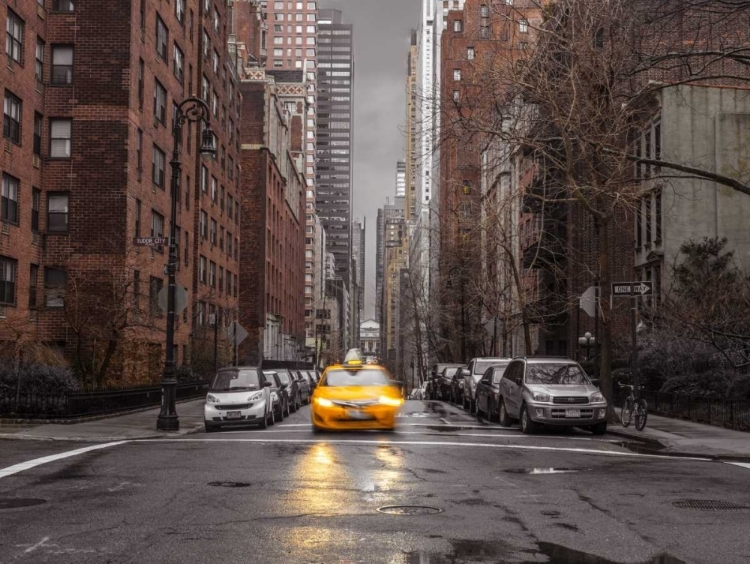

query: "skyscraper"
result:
(316, 9), (354, 291)
(396, 162), (407, 198)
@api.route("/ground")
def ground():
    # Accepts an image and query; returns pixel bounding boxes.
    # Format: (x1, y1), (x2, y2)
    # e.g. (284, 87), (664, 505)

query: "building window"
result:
(175, 0), (185, 24)
(135, 198), (141, 236)
(209, 261), (216, 287)
(33, 113), (42, 156)
(200, 210), (207, 239)
(47, 193), (69, 233)
(519, 19), (529, 33)
(152, 144), (166, 187)
(213, 49), (219, 73)
(453, 69), (461, 81)
(202, 28), (210, 57)
(467, 47), (475, 60)
(227, 196), (233, 219)
(173, 44), (184, 83)
(53, 0), (75, 11)
(213, 6), (220, 33)
(3, 91), (21, 145)
(29, 264), (39, 309)
(210, 218), (217, 245)
(45, 268), (66, 308)
(453, 20), (462, 33)
(453, 90), (460, 102)
(138, 58), (144, 110)
(1, 174), (19, 225)
(156, 15), (168, 60)
(32, 188), (40, 232)
(154, 80), (167, 124)
(480, 5), (490, 17)
(655, 190), (662, 243)
(199, 255), (207, 283)
(151, 210), (164, 239)
(35, 37), (44, 82)
(149, 276), (163, 317)
(211, 176), (218, 203)
(184, 231), (190, 265)
(481, 26), (491, 39)
(227, 232), (233, 256)
(50, 119), (72, 158)
(136, 128), (143, 176)
(0, 257), (17, 306)
(6, 10), (23, 65)
(51, 45), (74, 85)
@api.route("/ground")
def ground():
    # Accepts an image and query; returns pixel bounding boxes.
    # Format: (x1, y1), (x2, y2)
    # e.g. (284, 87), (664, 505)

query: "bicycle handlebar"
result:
(618, 383), (644, 390)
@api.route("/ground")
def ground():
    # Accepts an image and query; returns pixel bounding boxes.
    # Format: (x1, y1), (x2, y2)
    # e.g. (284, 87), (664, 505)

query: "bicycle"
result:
(619, 383), (648, 431)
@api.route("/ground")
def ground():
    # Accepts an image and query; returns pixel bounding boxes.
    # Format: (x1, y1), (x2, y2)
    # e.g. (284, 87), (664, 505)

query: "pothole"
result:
(673, 500), (750, 511)
(377, 505), (443, 515)
(207, 482), (251, 488)
(504, 468), (586, 475)
(0, 498), (47, 510)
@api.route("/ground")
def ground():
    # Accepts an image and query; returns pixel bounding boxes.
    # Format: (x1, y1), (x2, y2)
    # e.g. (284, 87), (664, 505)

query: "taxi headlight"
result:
(206, 394), (221, 404)
(379, 396), (404, 407)
(316, 398), (334, 407)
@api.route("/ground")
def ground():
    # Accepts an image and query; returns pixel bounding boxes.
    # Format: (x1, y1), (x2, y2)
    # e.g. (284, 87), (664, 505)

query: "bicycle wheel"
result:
(634, 399), (648, 431)
(621, 400), (633, 428)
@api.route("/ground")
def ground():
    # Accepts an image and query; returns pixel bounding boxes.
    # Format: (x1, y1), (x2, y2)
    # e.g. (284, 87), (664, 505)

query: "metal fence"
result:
(0, 381), (209, 420)
(615, 388), (750, 432)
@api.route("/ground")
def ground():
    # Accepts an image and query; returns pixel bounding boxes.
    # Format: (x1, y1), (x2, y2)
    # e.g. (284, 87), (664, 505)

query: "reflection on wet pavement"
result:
(404, 539), (687, 564)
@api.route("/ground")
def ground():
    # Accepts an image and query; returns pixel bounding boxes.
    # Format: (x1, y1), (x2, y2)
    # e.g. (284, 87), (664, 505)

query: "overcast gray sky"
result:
(321, 0), (421, 321)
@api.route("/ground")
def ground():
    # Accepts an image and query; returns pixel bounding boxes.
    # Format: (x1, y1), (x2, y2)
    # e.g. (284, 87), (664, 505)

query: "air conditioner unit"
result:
(0, 305), (6, 319)
(33, 154), (41, 168)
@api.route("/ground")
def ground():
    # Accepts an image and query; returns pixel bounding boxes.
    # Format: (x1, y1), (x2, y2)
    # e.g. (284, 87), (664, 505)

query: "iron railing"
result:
(0, 380), (209, 420)
(615, 388), (750, 432)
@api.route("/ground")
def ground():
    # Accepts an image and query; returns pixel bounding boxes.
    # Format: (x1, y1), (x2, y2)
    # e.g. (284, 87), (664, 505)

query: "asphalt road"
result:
(1, 401), (748, 564)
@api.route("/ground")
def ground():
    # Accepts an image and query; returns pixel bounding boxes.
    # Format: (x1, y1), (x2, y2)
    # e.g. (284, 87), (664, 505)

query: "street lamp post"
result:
(157, 97), (215, 432)
(578, 332), (597, 363)
(447, 266), (467, 363)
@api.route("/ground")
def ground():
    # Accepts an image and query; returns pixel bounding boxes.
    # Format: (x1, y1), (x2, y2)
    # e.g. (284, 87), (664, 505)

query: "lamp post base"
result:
(156, 414), (180, 431)
(156, 378), (180, 431)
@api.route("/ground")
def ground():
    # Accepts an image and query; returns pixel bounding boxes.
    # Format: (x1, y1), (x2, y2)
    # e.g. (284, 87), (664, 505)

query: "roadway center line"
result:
(0, 441), (128, 480)
(133, 437), (714, 463)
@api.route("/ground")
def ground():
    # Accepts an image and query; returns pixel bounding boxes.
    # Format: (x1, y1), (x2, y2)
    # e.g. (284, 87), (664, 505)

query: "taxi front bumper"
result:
(311, 399), (401, 430)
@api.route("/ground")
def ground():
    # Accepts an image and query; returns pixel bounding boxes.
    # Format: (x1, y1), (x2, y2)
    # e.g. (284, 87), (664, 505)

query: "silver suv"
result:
(497, 357), (608, 435)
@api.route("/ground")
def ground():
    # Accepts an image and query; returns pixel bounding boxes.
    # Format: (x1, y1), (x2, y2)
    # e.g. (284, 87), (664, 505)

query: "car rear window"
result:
(323, 369), (392, 387)
(277, 371), (291, 385)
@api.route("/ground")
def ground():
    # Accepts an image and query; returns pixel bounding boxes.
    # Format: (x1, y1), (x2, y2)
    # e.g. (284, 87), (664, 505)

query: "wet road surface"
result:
(0, 400), (748, 563)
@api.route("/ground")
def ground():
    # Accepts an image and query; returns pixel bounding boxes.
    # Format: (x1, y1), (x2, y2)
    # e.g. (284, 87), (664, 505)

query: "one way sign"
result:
(612, 281), (654, 297)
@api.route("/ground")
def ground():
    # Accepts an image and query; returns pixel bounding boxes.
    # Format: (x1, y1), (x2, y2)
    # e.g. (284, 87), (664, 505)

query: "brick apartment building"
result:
(438, 0), (542, 361)
(235, 3), (306, 363)
(0, 0), (240, 383)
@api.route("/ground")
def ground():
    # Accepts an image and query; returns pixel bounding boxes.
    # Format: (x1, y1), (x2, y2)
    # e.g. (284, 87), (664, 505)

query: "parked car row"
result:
(440, 356), (608, 435)
(204, 367), (321, 432)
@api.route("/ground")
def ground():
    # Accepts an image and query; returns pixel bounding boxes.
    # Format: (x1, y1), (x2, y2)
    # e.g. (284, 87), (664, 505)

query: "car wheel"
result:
(276, 404), (284, 421)
(591, 421), (607, 435)
(259, 410), (268, 429)
(268, 409), (275, 426)
(499, 400), (512, 427)
(204, 421), (218, 433)
(470, 398), (477, 414)
(312, 424), (324, 434)
(487, 398), (496, 422)
(285, 400), (290, 418)
(520, 405), (539, 435)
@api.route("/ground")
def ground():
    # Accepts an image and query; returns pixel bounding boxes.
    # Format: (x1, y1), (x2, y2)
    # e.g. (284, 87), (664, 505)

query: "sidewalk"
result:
(608, 413), (750, 460)
(0, 399), (206, 442)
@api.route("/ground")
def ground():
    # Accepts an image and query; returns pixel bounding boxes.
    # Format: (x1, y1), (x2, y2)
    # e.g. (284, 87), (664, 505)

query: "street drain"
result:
(207, 482), (251, 488)
(377, 505), (443, 515)
(505, 468), (583, 475)
(673, 500), (750, 511)
(0, 498), (47, 510)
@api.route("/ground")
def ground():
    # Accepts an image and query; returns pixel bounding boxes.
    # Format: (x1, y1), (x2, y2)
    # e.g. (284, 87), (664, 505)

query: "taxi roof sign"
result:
(343, 348), (364, 365)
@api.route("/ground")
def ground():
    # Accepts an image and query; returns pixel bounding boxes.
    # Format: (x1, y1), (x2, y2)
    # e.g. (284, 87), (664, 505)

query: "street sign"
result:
(157, 285), (188, 314)
(226, 321), (249, 346)
(579, 286), (599, 318)
(612, 281), (653, 297)
(133, 236), (168, 248)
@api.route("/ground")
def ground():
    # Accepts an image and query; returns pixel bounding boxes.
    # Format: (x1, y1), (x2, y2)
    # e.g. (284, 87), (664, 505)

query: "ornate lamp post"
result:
(157, 97), (216, 431)
(578, 331), (597, 362)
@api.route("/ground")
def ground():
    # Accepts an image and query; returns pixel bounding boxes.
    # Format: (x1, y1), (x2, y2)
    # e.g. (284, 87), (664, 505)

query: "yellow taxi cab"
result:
(311, 349), (404, 432)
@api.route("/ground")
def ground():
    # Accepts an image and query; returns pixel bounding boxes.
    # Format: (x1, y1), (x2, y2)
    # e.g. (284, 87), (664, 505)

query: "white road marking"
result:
(726, 462), (750, 470)
(24, 537), (50, 554)
(0, 441), (128, 480)
(134, 437), (713, 462)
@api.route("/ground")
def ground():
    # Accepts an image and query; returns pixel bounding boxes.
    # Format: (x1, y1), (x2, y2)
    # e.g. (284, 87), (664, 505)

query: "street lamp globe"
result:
(200, 127), (217, 161)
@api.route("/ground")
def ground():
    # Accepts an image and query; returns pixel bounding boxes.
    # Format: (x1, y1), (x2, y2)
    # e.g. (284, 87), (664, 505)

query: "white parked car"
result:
(204, 367), (275, 432)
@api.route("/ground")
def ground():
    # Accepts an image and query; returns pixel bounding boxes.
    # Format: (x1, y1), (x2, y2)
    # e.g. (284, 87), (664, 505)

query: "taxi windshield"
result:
(324, 369), (392, 387)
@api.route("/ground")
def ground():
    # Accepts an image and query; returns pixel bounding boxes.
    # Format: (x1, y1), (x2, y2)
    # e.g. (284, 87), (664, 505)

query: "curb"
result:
(606, 427), (667, 449)
(0, 423), (206, 443)
(606, 427), (750, 462)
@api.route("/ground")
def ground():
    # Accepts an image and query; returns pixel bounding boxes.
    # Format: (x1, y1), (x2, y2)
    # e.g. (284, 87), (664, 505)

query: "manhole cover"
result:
(207, 482), (251, 488)
(673, 500), (749, 511)
(377, 505), (443, 515)
(0, 498), (47, 510)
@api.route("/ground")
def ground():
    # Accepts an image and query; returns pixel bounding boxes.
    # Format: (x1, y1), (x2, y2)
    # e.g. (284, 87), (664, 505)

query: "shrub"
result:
(0, 364), (79, 395)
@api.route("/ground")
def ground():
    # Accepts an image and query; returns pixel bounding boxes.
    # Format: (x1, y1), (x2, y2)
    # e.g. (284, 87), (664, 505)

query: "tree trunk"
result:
(598, 218), (615, 418)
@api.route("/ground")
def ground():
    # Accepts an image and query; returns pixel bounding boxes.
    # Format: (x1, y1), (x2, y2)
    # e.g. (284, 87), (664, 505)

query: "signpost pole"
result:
(594, 283), (600, 376)
(213, 315), (219, 374)
(631, 288), (639, 391)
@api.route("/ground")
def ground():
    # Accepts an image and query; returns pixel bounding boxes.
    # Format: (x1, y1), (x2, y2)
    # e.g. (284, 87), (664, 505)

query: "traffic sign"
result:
(579, 286), (599, 318)
(157, 285), (189, 313)
(226, 321), (249, 346)
(134, 236), (168, 248)
(612, 281), (653, 297)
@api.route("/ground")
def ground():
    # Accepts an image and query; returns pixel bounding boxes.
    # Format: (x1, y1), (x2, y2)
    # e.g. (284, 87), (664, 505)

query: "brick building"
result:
(0, 0), (241, 383)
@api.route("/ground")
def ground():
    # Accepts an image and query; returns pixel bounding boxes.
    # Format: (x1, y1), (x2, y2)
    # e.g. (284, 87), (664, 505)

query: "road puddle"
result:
(405, 539), (686, 563)
(0, 498), (47, 510)
(504, 468), (586, 475)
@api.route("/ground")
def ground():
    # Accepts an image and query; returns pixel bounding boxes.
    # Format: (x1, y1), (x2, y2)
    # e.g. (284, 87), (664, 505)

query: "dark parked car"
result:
(293, 370), (312, 404)
(475, 362), (511, 421)
(303, 370), (318, 391)
(450, 369), (466, 404)
(462, 357), (512, 413)
(276, 369), (301, 412)
(427, 363), (463, 400)
(264, 370), (291, 420)
(437, 365), (464, 401)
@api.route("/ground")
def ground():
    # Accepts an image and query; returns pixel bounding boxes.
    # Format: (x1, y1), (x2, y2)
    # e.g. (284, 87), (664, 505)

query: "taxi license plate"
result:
(565, 409), (581, 418)
(227, 411), (242, 419)
(346, 410), (374, 421)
